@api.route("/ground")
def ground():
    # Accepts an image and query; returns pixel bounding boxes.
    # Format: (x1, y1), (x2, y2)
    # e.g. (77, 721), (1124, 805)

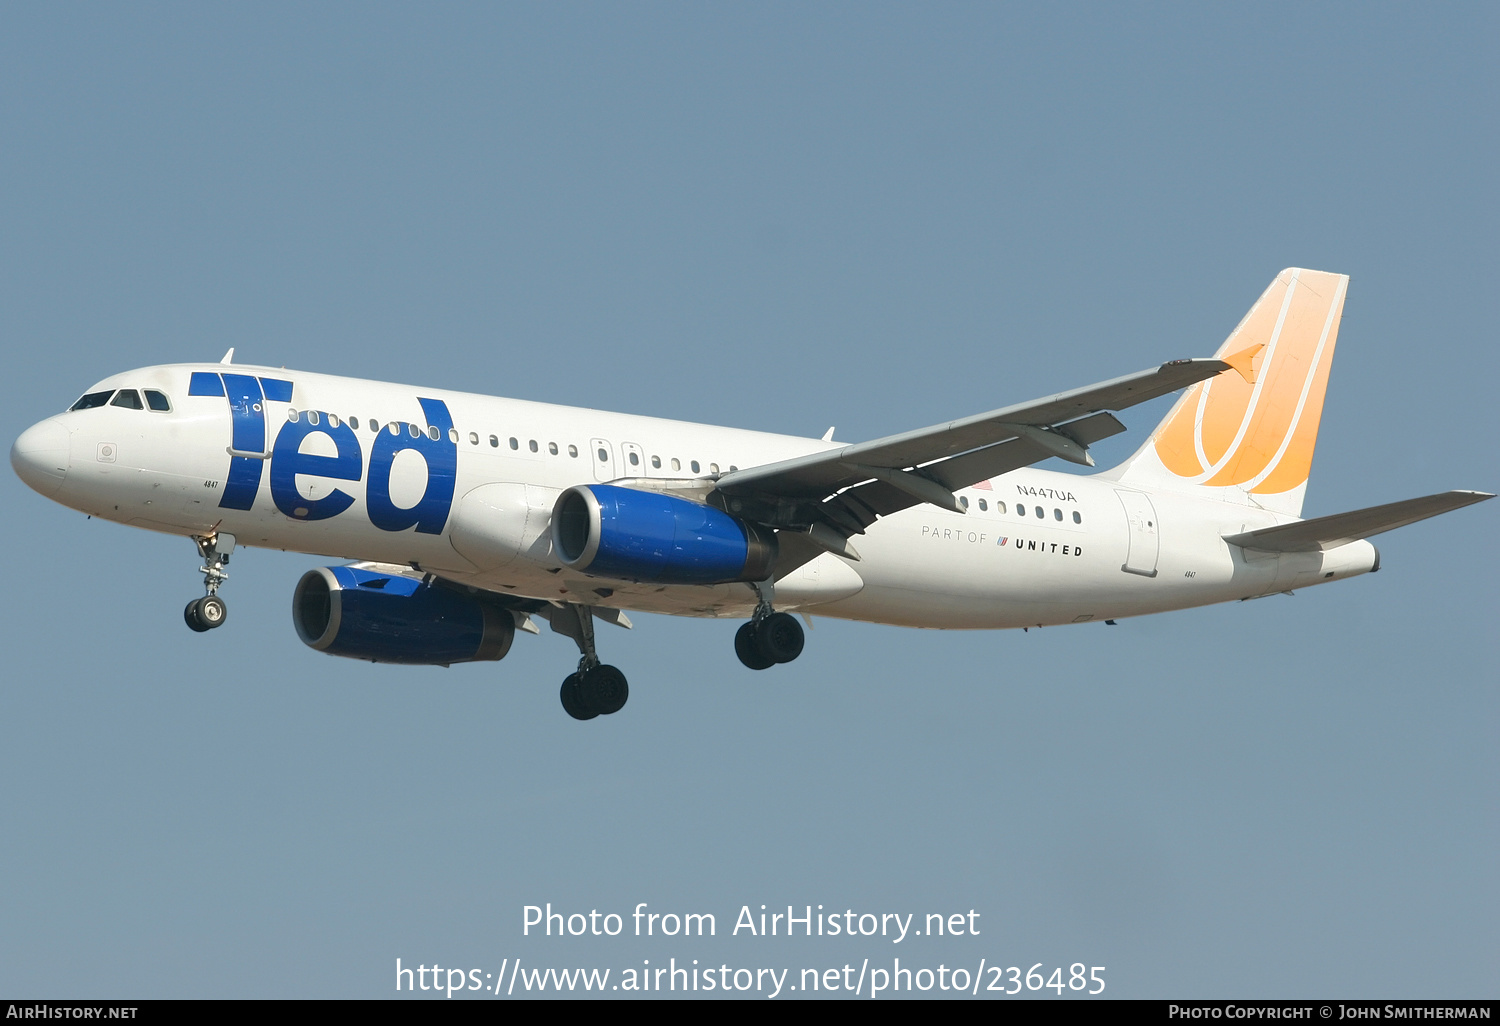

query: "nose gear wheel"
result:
(184, 534), (235, 633)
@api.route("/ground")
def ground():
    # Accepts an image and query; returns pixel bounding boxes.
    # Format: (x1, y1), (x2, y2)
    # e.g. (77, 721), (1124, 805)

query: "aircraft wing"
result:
(713, 357), (1229, 540)
(1222, 491), (1494, 552)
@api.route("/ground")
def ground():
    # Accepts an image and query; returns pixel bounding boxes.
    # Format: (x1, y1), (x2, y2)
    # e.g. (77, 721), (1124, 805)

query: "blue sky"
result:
(2, 3), (1495, 998)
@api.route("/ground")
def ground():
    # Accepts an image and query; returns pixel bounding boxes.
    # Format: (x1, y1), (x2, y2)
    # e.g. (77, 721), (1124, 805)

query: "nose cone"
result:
(11, 418), (70, 498)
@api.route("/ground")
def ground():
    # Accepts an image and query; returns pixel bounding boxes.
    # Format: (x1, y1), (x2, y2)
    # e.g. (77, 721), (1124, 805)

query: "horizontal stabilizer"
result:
(1223, 491), (1493, 552)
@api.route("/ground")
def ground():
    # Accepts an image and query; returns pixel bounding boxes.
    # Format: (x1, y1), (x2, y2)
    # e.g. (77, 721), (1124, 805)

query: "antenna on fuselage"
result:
(220, 348), (235, 364)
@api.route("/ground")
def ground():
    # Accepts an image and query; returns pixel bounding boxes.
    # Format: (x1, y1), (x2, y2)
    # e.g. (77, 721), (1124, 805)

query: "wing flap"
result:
(1054, 410), (1128, 447)
(1223, 491), (1493, 552)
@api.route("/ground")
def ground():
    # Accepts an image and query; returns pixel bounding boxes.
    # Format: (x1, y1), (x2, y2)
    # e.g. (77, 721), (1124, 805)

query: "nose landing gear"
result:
(184, 533), (234, 632)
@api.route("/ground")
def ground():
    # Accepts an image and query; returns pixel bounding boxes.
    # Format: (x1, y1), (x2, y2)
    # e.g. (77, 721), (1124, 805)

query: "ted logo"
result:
(190, 371), (456, 534)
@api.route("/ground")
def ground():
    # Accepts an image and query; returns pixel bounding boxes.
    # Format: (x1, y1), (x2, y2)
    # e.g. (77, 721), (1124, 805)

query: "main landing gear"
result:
(550, 603), (629, 721)
(735, 582), (804, 670)
(184, 533), (234, 633)
(559, 665), (629, 721)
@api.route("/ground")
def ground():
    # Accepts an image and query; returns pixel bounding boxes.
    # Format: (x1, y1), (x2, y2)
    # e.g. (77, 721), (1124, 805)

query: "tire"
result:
(184, 599), (210, 633)
(560, 674), (598, 721)
(756, 612), (804, 664)
(579, 665), (629, 715)
(735, 621), (775, 670)
(198, 595), (227, 629)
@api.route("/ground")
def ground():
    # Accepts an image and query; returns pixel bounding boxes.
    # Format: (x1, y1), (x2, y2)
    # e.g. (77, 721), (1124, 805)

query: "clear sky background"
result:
(2, 3), (1495, 999)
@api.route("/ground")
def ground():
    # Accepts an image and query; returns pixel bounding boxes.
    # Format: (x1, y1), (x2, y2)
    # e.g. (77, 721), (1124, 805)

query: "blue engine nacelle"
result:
(292, 565), (516, 664)
(551, 484), (777, 584)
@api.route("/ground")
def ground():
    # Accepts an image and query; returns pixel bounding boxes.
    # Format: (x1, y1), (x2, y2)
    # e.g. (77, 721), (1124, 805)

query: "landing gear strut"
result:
(735, 581), (804, 670)
(184, 533), (233, 633)
(550, 603), (629, 720)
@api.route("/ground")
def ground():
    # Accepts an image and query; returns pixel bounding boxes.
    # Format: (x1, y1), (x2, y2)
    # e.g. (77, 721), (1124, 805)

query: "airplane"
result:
(10, 268), (1492, 720)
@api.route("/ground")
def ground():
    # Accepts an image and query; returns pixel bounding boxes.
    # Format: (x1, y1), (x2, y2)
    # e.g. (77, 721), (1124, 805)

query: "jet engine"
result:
(292, 565), (515, 664)
(551, 484), (777, 584)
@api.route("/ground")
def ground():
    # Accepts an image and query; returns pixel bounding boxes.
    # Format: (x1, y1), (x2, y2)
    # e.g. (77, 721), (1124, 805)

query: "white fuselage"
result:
(14, 362), (1378, 630)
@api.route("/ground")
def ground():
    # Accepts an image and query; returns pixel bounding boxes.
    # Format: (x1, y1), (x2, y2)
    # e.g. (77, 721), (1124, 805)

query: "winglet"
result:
(1222, 342), (1264, 384)
(220, 347), (235, 365)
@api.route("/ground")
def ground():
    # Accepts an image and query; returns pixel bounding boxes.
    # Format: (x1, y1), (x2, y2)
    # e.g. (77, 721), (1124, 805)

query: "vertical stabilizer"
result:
(1108, 268), (1349, 517)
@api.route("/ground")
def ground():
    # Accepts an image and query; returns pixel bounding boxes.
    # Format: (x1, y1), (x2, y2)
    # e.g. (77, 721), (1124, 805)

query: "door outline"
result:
(591, 438), (616, 482)
(1116, 489), (1160, 578)
(620, 441), (645, 477)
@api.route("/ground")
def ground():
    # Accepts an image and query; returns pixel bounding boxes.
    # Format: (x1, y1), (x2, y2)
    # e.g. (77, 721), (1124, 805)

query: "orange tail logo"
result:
(1151, 268), (1348, 496)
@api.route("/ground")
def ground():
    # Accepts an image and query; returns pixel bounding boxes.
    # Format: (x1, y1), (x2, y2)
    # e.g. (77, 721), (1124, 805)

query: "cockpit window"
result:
(69, 390), (115, 411)
(144, 389), (172, 412)
(111, 389), (144, 410)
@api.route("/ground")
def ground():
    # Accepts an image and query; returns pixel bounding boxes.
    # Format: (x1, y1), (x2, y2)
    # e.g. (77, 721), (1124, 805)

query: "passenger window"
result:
(490, 435), (499, 447)
(429, 426), (441, 441)
(597, 447), (607, 462)
(1035, 506), (1044, 518)
(310, 411), (323, 425)
(1073, 511), (1082, 524)
(549, 442), (559, 455)
(997, 501), (1007, 514)
(469, 432), (479, 445)
(671, 457), (680, 471)
(709, 463), (719, 474)
(328, 414), (340, 428)
(111, 389), (143, 410)
(730, 465), (738, 472)
(388, 422), (400, 435)
(405, 423), (417, 438)
(1018, 505), (1026, 517)
(1054, 508), (1063, 521)
(568, 444), (578, 458)
(978, 498), (987, 511)
(528, 439), (538, 453)
(448, 428), (459, 443)
(69, 391), (114, 410)
(510, 437), (519, 450)
(691, 460), (700, 474)
(651, 455), (661, 469)
(144, 389), (171, 412)
(349, 417), (360, 430)
(959, 496), (969, 509)
(628, 452), (640, 466)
